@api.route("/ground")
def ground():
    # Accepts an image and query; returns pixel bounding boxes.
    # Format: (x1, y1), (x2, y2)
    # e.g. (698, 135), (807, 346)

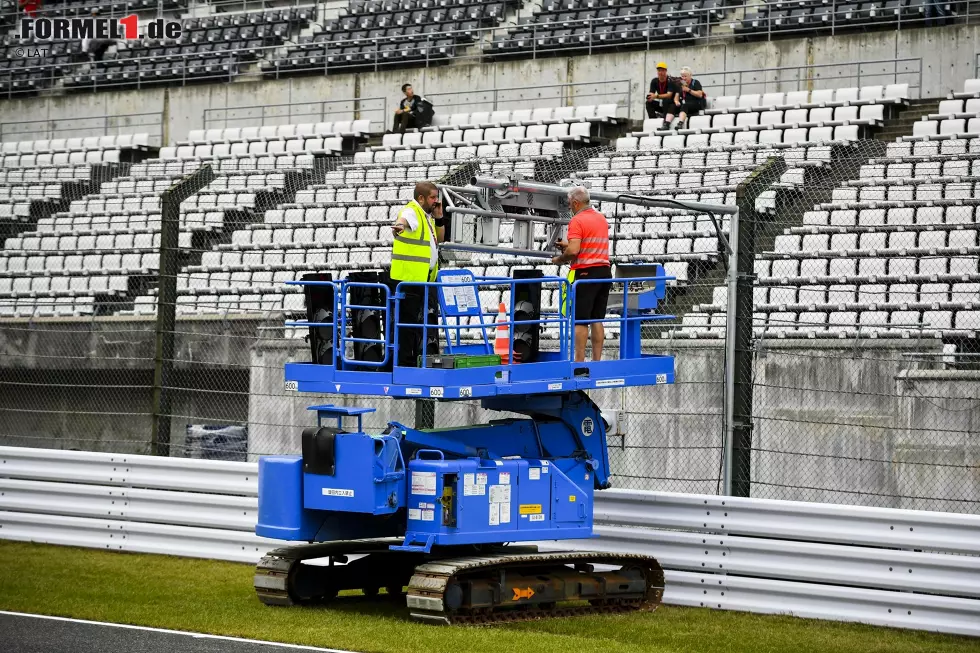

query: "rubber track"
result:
(254, 538), (404, 606)
(255, 543), (665, 625)
(406, 551), (665, 626)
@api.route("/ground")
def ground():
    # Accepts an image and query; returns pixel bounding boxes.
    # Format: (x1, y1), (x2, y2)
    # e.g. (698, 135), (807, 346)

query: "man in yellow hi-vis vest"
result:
(389, 180), (445, 367)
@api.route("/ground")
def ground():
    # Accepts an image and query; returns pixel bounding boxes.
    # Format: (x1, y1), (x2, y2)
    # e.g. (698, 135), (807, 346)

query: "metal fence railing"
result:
(201, 96), (389, 132)
(423, 80), (633, 118)
(696, 58), (923, 100)
(0, 112), (164, 143)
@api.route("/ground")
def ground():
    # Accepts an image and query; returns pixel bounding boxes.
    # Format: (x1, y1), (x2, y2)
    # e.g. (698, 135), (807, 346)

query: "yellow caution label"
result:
(568, 495), (576, 502)
(519, 504), (542, 515)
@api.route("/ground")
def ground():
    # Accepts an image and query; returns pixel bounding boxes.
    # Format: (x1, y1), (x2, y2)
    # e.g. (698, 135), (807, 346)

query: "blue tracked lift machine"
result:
(253, 265), (675, 625)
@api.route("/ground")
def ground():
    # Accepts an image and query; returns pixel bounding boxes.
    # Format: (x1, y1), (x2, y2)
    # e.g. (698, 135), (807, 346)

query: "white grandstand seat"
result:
(758, 131), (782, 145)
(810, 89), (835, 104)
(884, 84), (910, 101)
(940, 119), (965, 135)
(859, 104), (885, 121)
(859, 85), (884, 102)
(785, 90), (809, 106)
(710, 96), (737, 112)
(760, 92), (784, 108)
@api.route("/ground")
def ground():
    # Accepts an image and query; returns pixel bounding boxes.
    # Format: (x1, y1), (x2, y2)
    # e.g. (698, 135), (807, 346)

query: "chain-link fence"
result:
(0, 135), (978, 514)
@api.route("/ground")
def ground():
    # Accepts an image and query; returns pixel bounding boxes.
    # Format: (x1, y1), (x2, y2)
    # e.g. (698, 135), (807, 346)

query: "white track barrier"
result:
(1, 446), (978, 636)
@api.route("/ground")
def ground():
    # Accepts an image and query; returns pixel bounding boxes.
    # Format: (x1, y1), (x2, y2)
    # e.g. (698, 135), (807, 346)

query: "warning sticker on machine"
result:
(489, 484), (511, 504)
(519, 504), (542, 515)
(489, 503), (500, 526)
(464, 473), (482, 496)
(408, 508), (422, 520)
(499, 472), (511, 484)
(476, 472), (488, 485)
(529, 514), (545, 522)
(421, 509), (435, 522)
(500, 503), (511, 524)
(548, 382), (562, 390)
(411, 471), (437, 496)
(321, 488), (354, 497)
(406, 388), (422, 396)
(529, 468), (541, 481)
(464, 481), (486, 496)
(541, 461), (549, 474)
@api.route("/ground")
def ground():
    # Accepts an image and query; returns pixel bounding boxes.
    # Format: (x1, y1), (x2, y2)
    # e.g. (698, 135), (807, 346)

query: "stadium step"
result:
(873, 98), (942, 141)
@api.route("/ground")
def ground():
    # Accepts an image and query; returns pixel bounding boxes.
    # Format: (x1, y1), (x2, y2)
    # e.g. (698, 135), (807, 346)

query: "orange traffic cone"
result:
(493, 302), (510, 364)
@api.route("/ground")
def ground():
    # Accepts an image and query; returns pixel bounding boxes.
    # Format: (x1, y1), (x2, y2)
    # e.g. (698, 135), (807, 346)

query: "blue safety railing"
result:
(284, 270), (675, 369)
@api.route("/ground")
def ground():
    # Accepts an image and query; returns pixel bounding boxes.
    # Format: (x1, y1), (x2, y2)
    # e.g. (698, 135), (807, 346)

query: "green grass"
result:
(1, 541), (978, 653)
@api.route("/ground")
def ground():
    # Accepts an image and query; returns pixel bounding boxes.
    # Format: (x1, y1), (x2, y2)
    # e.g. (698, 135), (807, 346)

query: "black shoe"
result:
(658, 120), (672, 132)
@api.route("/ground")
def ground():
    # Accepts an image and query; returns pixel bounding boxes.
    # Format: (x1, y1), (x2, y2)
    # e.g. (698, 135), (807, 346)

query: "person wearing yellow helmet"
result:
(645, 62), (679, 120)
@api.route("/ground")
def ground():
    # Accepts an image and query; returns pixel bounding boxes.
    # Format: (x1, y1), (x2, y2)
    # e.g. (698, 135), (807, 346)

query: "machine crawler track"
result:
(254, 538), (416, 606)
(255, 541), (664, 625)
(406, 551), (665, 625)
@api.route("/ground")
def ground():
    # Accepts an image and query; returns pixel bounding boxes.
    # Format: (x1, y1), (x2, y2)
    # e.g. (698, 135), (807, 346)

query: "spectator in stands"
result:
(925, 0), (949, 26)
(18, 0), (40, 18)
(81, 10), (114, 62)
(392, 83), (422, 133)
(388, 180), (447, 367)
(645, 62), (678, 120)
(661, 66), (706, 131)
(552, 186), (611, 363)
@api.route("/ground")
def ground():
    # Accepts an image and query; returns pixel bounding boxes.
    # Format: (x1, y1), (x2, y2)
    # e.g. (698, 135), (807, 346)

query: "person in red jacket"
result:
(19, 0), (40, 17)
(552, 186), (612, 363)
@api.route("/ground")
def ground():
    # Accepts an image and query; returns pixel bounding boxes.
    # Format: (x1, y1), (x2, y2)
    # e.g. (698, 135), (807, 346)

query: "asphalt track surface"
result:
(0, 611), (359, 653)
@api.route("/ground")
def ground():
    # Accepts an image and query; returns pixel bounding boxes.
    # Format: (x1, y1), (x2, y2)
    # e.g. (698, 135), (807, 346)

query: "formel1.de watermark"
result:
(19, 15), (182, 41)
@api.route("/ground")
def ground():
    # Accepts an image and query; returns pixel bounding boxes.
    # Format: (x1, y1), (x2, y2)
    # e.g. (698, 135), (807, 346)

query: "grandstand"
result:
(4, 77), (977, 344)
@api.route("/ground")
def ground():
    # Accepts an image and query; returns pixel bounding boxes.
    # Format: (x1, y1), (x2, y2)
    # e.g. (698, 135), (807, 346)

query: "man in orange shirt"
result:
(552, 186), (611, 362)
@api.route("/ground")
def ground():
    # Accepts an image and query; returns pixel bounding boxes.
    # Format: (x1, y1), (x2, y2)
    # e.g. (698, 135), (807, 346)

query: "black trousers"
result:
(389, 282), (439, 367)
(392, 112), (416, 133)
(676, 99), (702, 116)
(645, 99), (671, 119)
(89, 39), (112, 61)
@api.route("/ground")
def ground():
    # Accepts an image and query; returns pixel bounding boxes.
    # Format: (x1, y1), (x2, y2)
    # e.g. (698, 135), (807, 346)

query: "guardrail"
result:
(1, 445), (978, 636)
(202, 96), (389, 132)
(0, 112), (164, 143)
(696, 58), (922, 100)
(423, 80), (632, 120)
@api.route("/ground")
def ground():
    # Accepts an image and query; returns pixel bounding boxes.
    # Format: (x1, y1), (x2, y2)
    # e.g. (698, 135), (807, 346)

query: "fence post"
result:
(150, 164), (215, 456)
(724, 156), (785, 496)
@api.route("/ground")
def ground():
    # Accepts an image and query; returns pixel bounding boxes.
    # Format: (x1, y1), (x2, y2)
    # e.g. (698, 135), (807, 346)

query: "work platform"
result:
(283, 265), (676, 400)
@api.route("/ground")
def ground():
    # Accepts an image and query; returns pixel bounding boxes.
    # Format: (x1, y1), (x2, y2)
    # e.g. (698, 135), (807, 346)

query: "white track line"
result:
(0, 611), (359, 652)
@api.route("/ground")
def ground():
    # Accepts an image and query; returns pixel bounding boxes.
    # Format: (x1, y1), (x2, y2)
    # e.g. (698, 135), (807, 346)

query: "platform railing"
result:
(287, 271), (676, 370)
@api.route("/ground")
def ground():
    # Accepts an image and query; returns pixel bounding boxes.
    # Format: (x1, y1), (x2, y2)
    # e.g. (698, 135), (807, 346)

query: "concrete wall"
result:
(1, 26), (977, 141)
(0, 316), (262, 454)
